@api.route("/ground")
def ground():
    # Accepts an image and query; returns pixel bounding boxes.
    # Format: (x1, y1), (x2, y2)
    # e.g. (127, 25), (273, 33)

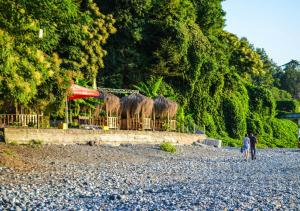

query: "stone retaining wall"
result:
(3, 128), (207, 145)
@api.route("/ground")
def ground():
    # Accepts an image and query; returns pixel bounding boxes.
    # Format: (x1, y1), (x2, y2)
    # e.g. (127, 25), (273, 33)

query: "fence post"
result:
(37, 114), (39, 129)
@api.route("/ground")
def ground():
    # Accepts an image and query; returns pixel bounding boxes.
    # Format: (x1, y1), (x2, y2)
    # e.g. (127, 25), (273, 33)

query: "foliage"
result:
(0, 0), (298, 148)
(223, 94), (247, 139)
(0, 29), (58, 106)
(3, 149), (15, 156)
(270, 119), (298, 148)
(279, 60), (300, 99)
(271, 87), (292, 100)
(272, 60), (300, 99)
(220, 136), (241, 147)
(9, 141), (19, 146)
(60, 1), (116, 86)
(0, 0), (115, 115)
(29, 139), (43, 148)
(162, 122), (170, 131)
(160, 142), (177, 153)
(133, 77), (163, 98)
(276, 100), (299, 113)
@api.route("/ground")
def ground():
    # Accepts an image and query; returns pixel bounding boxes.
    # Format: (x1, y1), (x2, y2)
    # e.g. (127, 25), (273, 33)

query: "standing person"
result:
(249, 132), (257, 160)
(242, 134), (250, 161)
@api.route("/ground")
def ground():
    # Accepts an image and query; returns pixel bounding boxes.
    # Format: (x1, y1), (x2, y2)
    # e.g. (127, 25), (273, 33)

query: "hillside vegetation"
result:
(0, 0), (299, 147)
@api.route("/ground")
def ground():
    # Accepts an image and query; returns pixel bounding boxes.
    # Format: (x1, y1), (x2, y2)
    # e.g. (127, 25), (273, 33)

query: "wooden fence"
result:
(0, 114), (178, 131)
(0, 114), (44, 128)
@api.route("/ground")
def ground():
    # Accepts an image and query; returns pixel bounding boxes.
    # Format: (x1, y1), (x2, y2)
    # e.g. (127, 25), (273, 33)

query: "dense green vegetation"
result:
(0, 0), (299, 147)
(0, 0), (116, 115)
(160, 142), (177, 153)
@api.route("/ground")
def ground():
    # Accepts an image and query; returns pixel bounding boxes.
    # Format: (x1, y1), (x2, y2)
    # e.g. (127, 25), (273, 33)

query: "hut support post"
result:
(127, 112), (130, 130)
(167, 112), (170, 131)
(65, 97), (69, 124)
(137, 113), (140, 130)
(153, 112), (155, 131)
(106, 104), (108, 126)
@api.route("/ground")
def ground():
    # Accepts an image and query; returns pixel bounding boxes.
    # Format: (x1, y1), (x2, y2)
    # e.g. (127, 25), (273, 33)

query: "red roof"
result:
(68, 84), (100, 100)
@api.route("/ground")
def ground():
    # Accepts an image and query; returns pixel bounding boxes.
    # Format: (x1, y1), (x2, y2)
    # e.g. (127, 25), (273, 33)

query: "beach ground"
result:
(0, 143), (300, 209)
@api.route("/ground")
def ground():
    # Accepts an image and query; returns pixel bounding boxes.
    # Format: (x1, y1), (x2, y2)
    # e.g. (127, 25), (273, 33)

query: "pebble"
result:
(0, 145), (300, 209)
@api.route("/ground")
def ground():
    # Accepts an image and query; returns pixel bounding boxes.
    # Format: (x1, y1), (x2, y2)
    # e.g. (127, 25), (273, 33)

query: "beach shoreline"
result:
(0, 143), (300, 209)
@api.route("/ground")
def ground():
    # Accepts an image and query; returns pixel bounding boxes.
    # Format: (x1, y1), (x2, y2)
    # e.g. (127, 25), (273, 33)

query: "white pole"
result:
(39, 29), (43, 39)
(65, 97), (69, 124)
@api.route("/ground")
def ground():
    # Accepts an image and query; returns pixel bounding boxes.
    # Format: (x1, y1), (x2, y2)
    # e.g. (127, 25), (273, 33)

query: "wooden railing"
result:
(169, 120), (177, 131)
(126, 118), (141, 130)
(0, 114), (44, 128)
(0, 113), (177, 131)
(120, 118), (147, 130)
(143, 118), (151, 130)
(108, 117), (118, 129)
(153, 120), (164, 131)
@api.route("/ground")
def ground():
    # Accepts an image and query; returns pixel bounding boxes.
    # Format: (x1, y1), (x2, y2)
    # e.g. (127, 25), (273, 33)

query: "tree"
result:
(0, 8), (59, 107)
(280, 60), (300, 99)
(192, 0), (226, 34)
(60, 1), (116, 87)
(0, 0), (115, 114)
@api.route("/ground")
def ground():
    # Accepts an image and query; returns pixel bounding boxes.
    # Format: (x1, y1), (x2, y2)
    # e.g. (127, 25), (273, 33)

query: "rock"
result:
(203, 138), (222, 148)
(193, 142), (208, 148)
(15, 206), (22, 211)
(108, 194), (122, 201)
(88, 141), (96, 146)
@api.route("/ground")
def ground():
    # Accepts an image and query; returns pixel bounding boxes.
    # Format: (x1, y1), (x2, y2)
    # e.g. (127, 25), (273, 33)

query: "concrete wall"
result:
(3, 128), (207, 146)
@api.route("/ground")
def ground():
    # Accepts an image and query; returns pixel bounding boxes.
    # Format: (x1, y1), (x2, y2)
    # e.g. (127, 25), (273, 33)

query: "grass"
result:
(160, 142), (177, 153)
(3, 148), (15, 156)
(9, 141), (19, 146)
(29, 139), (43, 148)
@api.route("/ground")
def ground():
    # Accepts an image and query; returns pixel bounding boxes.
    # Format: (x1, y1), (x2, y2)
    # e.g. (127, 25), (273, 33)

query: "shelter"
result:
(66, 83), (101, 125)
(68, 83), (100, 100)
(104, 93), (120, 129)
(120, 93), (154, 130)
(153, 96), (178, 131)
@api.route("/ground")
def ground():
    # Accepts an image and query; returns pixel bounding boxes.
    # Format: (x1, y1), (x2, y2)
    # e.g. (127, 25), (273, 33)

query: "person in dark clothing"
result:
(249, 132), (257, 160)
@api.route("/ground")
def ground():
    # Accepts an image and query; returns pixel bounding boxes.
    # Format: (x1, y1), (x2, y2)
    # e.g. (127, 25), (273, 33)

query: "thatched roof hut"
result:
(120, 93), (153, 118)
(154, 96), (178, 118)
(104, 93), (120, 115)
(140, 97), (154, 118)
(168, 101), (178, 118)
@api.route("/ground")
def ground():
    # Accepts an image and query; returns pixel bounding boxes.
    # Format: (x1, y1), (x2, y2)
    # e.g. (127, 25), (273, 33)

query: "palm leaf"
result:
(133, 82), (151, 97)
(152, 77), (163, 97)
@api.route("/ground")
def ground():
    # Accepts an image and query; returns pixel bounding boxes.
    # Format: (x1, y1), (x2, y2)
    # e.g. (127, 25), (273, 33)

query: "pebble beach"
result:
(1, 144), (300, 210)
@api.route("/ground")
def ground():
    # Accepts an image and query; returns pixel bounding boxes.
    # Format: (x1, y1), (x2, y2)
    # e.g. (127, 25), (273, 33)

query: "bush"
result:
(162, 123), (170, 131)
(3, 149), (14, 156)
(68, 122), (79, 128)
(219, 136), (241, 147)
(223, 95), (247, 139)
(228, 142), (237, 147)
(270, 119), (298, 148)
(276, 100), (299, 113)
(160, 142), (176, 153)
(202, 112), (217, 137)
(9, 141), (18, 146)
(256, 143), (268, 149)
(29, 139), (43, 148)
(247, 113), (265, 138)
